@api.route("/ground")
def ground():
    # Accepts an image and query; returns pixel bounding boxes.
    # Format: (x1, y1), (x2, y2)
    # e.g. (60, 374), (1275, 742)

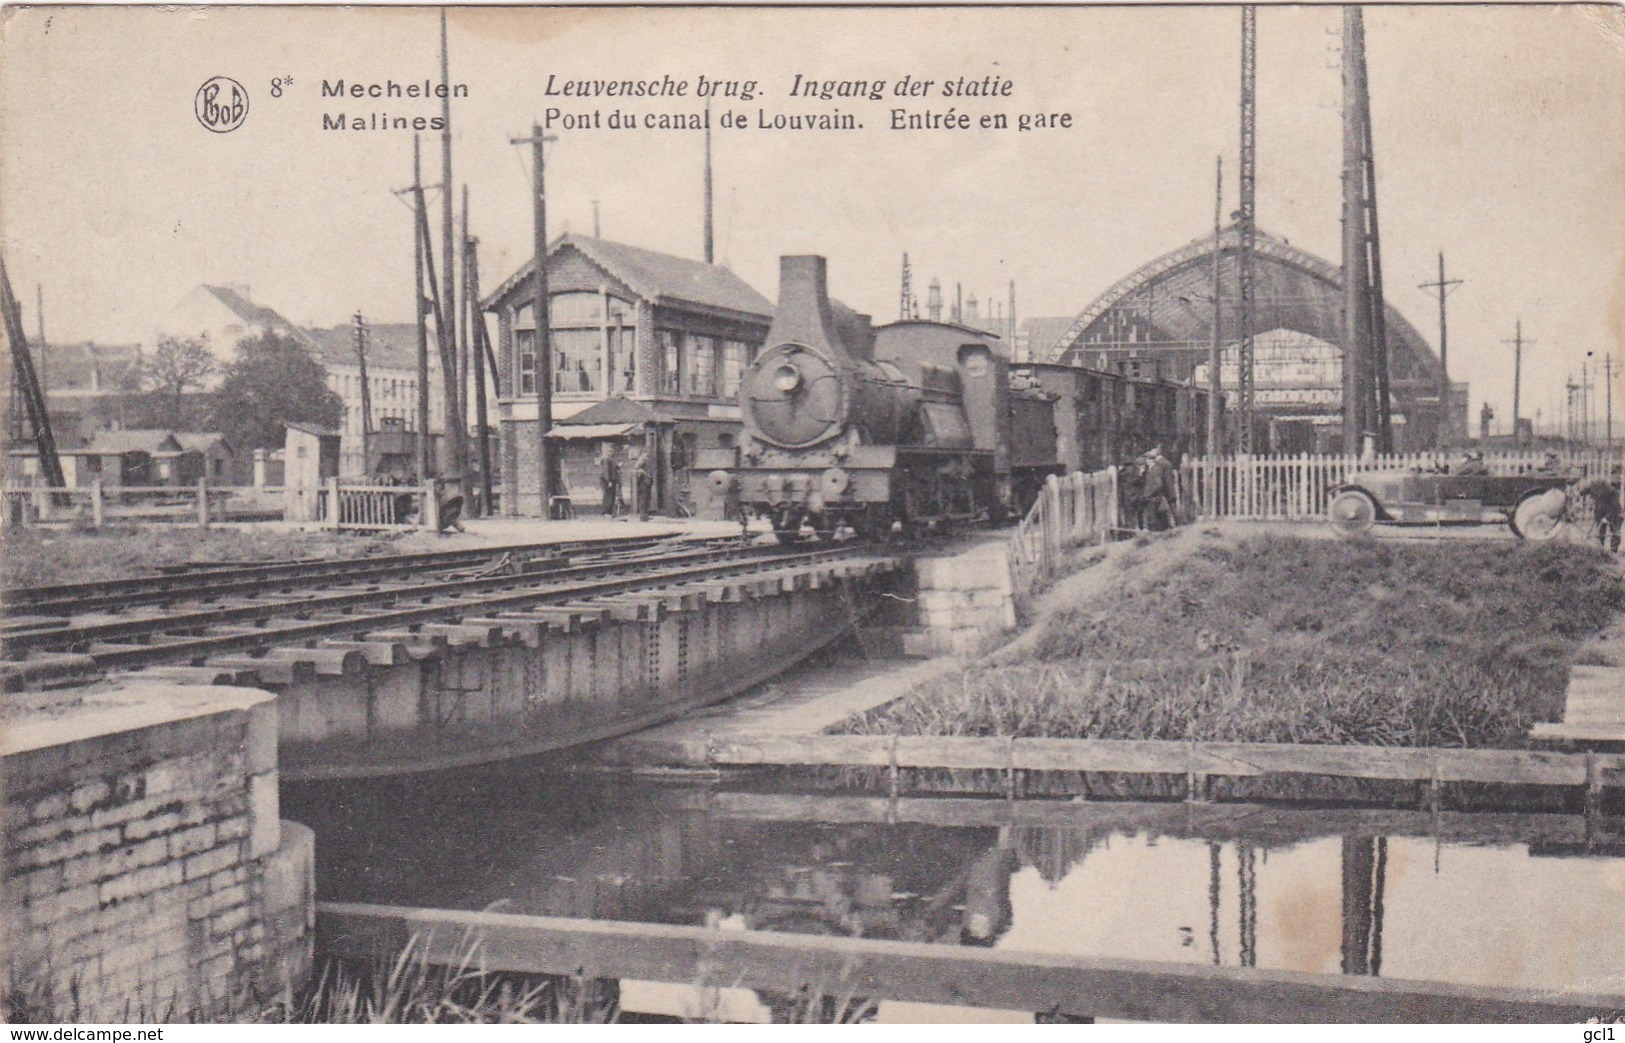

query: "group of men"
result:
(599, 445), (653, 520)
(1130, 445), (1180, 532)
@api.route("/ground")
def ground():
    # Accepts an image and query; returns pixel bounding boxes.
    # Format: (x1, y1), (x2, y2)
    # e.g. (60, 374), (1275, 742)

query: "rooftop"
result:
(484, 234), (772, 320)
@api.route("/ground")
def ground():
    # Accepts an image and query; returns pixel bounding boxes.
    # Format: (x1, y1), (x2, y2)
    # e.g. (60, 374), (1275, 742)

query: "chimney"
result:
(927, 278), (943, 322)
(766, 256), (847, 359)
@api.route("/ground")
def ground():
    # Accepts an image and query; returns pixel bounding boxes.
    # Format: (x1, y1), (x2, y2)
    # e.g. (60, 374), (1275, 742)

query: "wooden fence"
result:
(1181, 449), (1622, 521)
(1009, 468), (1118, 602)
(313, 477), (439, 532)
(2, 479), (284, 529)
(656, 732), (1625, 798)
(316, 902), (1625, 1022)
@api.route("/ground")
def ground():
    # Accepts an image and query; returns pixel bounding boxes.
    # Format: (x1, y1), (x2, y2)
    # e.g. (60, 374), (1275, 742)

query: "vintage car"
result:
(1326, 467), (1572, 539)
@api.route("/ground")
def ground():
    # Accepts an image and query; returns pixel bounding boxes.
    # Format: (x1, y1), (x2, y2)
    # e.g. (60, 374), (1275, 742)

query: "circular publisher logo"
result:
(195, 76), (249, 133)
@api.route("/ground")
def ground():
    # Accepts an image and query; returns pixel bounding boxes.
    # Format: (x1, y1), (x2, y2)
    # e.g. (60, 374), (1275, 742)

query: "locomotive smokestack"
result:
(768, 255), (847, 359)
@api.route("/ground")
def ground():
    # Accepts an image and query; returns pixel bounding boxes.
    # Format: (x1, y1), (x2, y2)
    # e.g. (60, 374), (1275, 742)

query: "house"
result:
(303, 322), (446, 477)
(155, 285), (448, 477)
(153, 285), (313, 373)
(482, 234), (773, 516)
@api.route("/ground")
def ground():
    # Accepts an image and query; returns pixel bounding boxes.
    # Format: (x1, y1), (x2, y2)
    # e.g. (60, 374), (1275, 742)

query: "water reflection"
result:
(285, 769), (1625, 996)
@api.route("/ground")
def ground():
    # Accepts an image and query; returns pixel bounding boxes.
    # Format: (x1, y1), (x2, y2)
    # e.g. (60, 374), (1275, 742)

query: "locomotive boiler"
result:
(700, 255), (1021, 540)
(698, 254), (1212, 541)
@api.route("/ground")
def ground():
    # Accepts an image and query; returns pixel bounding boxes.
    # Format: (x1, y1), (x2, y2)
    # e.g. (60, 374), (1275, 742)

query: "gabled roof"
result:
(200, 286), (312, 342)
(557, 395), (672, 426)
(483, 234), (772, 320)
(173, 432), (231, 454)
(285, 420), (342, 437)
(303, 323), (425, 372)
(83, 429), (182, 455)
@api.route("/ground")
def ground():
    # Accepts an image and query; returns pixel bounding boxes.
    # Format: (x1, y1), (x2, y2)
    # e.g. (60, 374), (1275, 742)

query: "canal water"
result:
(285, 762), (1625, 1010)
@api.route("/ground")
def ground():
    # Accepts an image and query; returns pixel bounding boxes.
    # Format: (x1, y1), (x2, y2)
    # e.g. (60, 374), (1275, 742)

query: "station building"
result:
(1021, 226), (1470, 453)
(481, 234), (772, 516)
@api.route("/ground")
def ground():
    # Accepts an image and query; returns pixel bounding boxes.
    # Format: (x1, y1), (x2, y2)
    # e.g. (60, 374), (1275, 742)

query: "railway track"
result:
(1, 538), (893, 691)
(4, 532), (713, 618)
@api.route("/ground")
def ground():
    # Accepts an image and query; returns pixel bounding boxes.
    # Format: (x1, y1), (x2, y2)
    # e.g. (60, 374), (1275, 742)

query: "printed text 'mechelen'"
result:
(322, 79), (470, 98)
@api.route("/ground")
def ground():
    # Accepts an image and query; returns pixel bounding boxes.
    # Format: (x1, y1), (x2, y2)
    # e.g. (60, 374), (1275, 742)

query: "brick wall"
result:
(3, 684), (312, 1022)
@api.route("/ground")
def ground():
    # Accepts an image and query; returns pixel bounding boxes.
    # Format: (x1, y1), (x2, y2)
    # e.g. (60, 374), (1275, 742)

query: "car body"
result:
(1326, 467), (1572, 539)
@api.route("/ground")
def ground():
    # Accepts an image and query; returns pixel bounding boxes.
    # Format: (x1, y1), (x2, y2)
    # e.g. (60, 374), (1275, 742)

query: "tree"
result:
(143, 336), (216, 429)
(209, 330), (344, 451)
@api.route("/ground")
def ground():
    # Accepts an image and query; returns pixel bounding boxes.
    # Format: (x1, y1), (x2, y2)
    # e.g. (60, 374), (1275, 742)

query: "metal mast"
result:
(899, 253), (913, 321)
(1340, 6), (1372, 456)
(1, 254), (65, 493)
(1353, 9), (1393, 452)
(1208, 154), (1224, 455)
(1237, 5), (1258, 453)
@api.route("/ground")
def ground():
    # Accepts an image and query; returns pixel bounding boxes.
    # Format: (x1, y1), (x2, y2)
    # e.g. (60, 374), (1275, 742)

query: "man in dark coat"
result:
(1141, 446), (1177, 531)
(599, 447), (621, 517)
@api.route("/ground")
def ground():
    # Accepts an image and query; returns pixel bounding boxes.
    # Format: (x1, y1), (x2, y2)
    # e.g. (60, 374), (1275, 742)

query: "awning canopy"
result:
(544, 422), (641, 440)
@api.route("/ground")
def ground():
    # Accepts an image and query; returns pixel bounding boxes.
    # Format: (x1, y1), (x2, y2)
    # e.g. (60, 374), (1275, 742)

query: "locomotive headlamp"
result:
(772, 364), (803, 393)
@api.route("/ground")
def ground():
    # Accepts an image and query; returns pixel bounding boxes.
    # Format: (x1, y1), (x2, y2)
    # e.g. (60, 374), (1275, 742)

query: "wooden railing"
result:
(1009, 468), (1119, 604)
(312, 477), (439, 532)
(2, 480), (284, 528)
(1180, 449), (1622, 521)
(316, 902), (1625, 1022)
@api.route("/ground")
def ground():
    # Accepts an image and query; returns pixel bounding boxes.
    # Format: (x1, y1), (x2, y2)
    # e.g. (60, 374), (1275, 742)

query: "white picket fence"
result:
(1009, 468), (1120, 603)
(1180, 449), (1622, 521)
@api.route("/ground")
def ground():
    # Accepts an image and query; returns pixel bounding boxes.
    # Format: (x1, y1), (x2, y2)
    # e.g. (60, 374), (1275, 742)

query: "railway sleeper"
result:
(318, 638), (412, 666)
(419, 622), (505, 649)
(265, 646), (367, 677)
(587, 598), (666, 623)
(494, 608), (611, 634)
(206, 654), (317, 686)
(137, 665), (244, 686)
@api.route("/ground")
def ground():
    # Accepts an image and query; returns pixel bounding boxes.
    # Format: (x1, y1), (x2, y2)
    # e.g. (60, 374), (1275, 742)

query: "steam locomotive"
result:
(697, 255), (1212, 541)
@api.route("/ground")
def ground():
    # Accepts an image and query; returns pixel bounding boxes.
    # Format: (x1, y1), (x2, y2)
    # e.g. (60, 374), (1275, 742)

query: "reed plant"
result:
(847, 535), (1624, 748)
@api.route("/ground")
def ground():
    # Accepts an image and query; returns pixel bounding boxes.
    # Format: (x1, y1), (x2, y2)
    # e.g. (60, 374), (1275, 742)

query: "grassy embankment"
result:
(1, 527), (403, 589)
(846, 531), (1624, 749)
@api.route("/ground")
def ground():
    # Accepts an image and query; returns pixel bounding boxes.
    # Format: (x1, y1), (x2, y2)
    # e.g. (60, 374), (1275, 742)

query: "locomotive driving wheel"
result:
(1327, 489), (1377, 538)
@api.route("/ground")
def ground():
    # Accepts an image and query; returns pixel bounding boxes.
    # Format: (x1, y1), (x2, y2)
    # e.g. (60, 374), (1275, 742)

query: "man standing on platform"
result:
(600, 445), (621, 517)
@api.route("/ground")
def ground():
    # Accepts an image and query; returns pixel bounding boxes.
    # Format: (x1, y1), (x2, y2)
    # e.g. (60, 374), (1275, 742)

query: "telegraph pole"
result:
(439, 10), (467, 505)
(1418, 252), (1462, 446)
(353, 312), (372, 472)
(409, 136), (430, 483)
(1606, 354), (1614, 450)
(703, 103), (715, 264)
(512, 124), (557, 515)
(1503, 319), (1531, 447)
(1208, 154), (1224, 456)
(466, 226), (494, 517)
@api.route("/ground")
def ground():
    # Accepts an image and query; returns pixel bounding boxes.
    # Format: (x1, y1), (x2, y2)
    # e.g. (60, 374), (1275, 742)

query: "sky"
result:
(2, 4), (1622, 434)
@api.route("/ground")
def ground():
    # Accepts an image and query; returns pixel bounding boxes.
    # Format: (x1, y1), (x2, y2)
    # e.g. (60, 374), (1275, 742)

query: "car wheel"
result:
(1327, 490), (1377, 538)
(1510, 489), (1567, 541)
